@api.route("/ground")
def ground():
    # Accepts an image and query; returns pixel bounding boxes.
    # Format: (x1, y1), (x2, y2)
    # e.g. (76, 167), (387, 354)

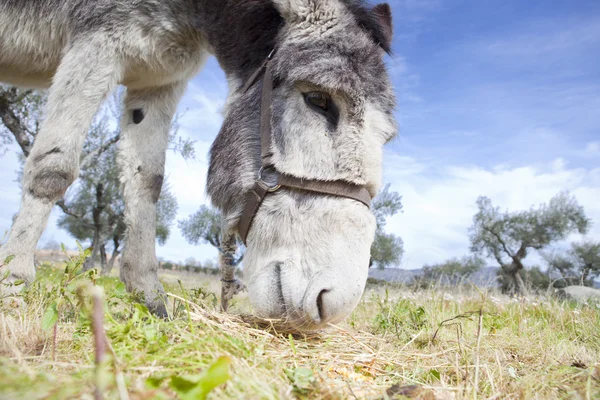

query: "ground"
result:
(1, 253), (599, 399)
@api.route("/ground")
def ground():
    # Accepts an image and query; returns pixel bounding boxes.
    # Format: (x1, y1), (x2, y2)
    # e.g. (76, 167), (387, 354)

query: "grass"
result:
(1, 254), (599, 399)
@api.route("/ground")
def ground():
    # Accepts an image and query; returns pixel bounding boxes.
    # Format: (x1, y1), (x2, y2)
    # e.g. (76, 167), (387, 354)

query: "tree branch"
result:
(0, 94), (33, 157)
(55, 199), (82, 219)
(483, 224), (514, 259)
(79, 134), (120, 170)
(491, 249), (507, 269)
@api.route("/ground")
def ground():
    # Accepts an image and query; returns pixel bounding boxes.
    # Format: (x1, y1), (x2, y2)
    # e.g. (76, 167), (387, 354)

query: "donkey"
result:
(0, 0), (397, 330)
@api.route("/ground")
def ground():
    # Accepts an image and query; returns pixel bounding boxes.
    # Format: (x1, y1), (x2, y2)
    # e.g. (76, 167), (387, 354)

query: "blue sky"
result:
(1, 0), (599, 269)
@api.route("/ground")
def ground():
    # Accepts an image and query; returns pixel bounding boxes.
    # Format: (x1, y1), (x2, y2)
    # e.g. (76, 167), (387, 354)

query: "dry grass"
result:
(1, 262), (599, 399)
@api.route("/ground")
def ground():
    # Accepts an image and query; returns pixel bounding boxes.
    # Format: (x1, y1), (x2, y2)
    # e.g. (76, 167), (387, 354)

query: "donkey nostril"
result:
(316, 289), (328, 322)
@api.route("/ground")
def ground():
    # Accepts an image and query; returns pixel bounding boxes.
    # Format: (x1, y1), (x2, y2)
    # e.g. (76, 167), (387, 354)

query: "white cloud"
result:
(180, 86), (225, 132)
(382, 156), (600, 269)
(584, 141), (600, 156)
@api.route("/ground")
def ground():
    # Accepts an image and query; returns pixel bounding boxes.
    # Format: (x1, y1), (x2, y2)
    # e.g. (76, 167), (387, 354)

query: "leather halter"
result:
(237, 51), (373, 244)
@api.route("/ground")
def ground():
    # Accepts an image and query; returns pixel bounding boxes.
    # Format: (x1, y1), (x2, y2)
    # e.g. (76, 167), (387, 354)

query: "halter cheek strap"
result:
(237, 52), (373, 244)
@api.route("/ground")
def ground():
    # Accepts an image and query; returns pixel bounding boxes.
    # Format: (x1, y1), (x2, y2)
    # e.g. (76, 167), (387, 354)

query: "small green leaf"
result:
(169, 356), (231, 400)
(3, 255), (15, 265)
(134, 303), (150, 317)
(169, 376), (197, 393)
(285, 367), (315, 394)
(41, 303), (59, 330)
(429, 369), (441, 381)
(288, 334), (297, 355)
(198, 356), (231, 392)
(12, 279), (25, 286)
(114, 281), (126, 298)
(145, 376), (167, 389)
(144, 324), (158, 340)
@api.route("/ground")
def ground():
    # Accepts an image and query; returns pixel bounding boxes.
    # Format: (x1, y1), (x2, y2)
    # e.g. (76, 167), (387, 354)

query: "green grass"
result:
(1, 255), (599, 399)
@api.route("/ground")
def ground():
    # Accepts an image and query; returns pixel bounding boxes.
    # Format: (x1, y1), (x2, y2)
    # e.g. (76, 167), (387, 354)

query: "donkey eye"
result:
(303, 91), (339, 128)
(304, 92), (330, 111)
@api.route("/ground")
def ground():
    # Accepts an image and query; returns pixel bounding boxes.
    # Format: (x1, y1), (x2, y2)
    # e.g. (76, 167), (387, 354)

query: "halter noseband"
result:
(237, 51), (373, 244)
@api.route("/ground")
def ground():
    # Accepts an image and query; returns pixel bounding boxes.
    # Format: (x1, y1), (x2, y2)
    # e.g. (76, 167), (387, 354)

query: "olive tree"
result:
(178, 205), (243, 266)
(370, 184), (404, 269)
(0, 86), (45, 157)
(1, 88), (192, 274)
(469, 192), (589, 295)
(544, 240), (600, 287)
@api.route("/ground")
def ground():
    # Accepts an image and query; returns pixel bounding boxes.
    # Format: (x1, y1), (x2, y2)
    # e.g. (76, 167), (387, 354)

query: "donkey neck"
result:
(196, 0), (283, 84)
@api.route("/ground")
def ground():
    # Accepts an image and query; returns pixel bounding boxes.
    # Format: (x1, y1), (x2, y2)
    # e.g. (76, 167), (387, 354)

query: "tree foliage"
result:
(469, 192), (589, 295)
(421, 255), (484, 286)
(56, 111), (179, 271)
(571, 240), (600, 283)
(178, 205), (243, 265)
(1, 88), (193, 273)
(370, 184), (404, 269)
(0, 86), (46, 157)
(543, 240), (600, 287)
(179, 205), (226, 249)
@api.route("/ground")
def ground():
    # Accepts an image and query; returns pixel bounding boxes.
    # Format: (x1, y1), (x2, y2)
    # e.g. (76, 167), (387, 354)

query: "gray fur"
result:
(0, 0), (397, 330)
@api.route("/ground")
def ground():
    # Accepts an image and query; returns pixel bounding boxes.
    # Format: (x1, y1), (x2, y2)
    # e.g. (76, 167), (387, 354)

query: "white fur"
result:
(242, 101), (394, 330)
(0, 0), (397, 330)
(1, 35), (124, 295)
(243, 193), (376, 330)
(118, 81), (191, 310)
(362, 102), (397, 195)
(0, 8), (207, 309)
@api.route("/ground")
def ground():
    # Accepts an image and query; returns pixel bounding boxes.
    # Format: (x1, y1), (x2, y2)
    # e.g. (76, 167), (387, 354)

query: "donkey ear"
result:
(371, 3), (393, 52)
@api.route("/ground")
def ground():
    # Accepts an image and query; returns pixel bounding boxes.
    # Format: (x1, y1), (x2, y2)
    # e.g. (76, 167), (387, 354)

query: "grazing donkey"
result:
(0, 0), (397, 330)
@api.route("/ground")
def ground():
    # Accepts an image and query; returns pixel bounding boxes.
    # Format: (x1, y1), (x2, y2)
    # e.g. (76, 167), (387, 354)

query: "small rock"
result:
(557, 286), (600, 303)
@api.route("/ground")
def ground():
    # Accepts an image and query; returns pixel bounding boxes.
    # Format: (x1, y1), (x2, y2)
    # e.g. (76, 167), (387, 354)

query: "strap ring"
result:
(257, 166), (281, 192)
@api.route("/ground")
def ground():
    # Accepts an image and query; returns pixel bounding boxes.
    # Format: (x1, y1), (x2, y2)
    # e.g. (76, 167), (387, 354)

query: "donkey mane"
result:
(198, 0), (391, 80)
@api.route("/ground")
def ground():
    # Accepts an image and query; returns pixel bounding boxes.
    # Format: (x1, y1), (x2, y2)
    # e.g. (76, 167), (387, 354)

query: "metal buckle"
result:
(258, 166), (281, 192)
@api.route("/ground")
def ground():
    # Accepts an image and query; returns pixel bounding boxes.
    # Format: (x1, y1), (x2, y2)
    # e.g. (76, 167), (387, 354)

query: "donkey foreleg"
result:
(0, 41), (121, 296)
(219, 232), (245, 312)
(118, 82), (187, 317)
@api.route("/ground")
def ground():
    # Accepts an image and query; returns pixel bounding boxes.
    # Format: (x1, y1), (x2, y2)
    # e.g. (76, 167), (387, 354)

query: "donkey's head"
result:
(208, 0), (396, 330)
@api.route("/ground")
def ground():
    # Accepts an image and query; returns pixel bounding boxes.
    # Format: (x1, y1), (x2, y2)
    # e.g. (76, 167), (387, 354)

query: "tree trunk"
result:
(581, 266), (590, 286)
(103, 235), (120, 276)
(0, 89), (34, 157)
(513, 270), (528, 296)
(104, 252), (119, 276)
(83, 183), (106, 271)
(100, 244), (107, 270)
(504, 260), (528, 297)
(84, 234), (100, 271)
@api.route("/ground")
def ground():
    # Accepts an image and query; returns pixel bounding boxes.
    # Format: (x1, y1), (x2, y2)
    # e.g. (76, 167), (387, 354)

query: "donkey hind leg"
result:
(118, 81), (187, 317)
(0, 40), (121, 296)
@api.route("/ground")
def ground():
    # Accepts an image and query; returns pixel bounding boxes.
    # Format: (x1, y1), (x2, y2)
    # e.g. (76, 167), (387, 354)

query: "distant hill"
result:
(368, 266), (501, 288)
(369, 267), (600, 289)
